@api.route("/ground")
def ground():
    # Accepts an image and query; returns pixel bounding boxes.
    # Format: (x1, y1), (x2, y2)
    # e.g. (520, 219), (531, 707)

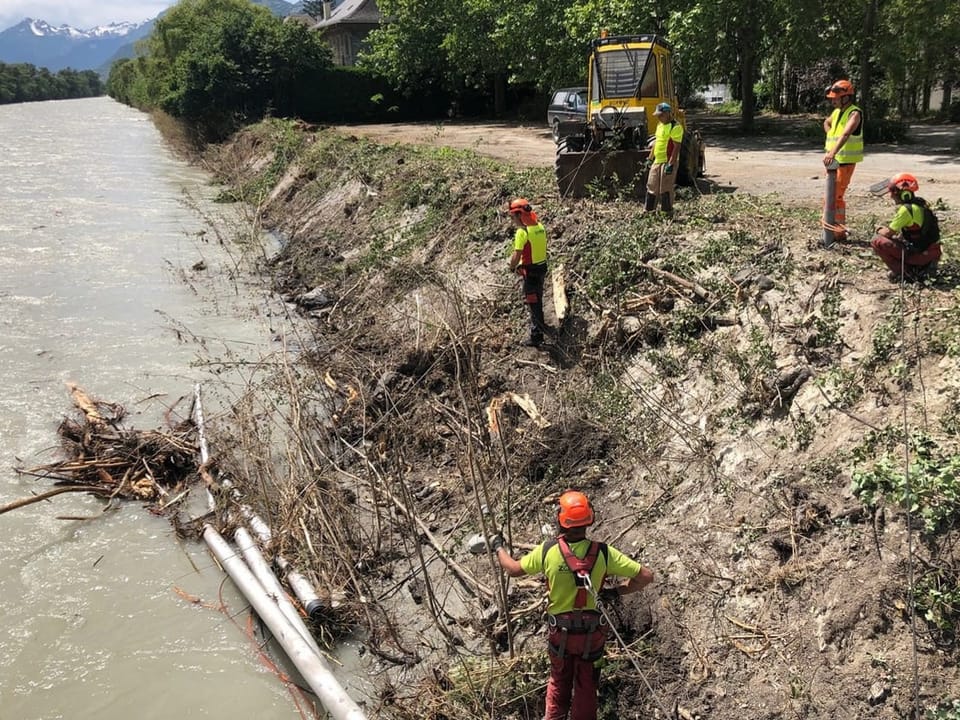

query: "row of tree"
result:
(361, 0), (960, 127)
(106, 0), (334, 139)
(0, 63), (102, 105)
(106, 0), (958, 135)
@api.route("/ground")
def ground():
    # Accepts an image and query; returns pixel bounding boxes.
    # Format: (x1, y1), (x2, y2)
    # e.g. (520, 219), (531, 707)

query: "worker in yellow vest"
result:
(822, 79), (864, 241)
(508, 198), (551, 347)
(645, 102), (684, 216)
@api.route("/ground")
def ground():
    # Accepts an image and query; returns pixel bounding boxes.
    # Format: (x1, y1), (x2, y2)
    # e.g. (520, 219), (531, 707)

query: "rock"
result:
(867, 681), (890, 705)
(297, 286), (335, 309)
(619, 315), (642, 337)
(755, 275), (775, 292)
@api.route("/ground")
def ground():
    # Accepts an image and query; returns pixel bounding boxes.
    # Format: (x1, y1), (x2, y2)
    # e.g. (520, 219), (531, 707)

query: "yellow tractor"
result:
(555, 33), (705, 198)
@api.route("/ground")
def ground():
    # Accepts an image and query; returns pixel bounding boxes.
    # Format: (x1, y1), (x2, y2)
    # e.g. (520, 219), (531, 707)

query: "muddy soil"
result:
(337, 113), (960, 208)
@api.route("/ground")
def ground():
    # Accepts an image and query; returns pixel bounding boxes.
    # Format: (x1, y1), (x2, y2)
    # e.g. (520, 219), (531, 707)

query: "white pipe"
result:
(239, 506), (327, 619)
(234, 526), (322, 657)
(194, 384), (326, 619)
(204, 527), (367, 720)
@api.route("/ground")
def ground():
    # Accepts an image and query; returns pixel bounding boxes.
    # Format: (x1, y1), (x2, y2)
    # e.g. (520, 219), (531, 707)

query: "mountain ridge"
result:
(0, 1), (296, 73)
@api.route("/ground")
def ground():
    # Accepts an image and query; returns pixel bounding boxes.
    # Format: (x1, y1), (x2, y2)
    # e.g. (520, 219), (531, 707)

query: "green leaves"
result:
(107, 0), (332, 138)
(851, 433), (960, 535)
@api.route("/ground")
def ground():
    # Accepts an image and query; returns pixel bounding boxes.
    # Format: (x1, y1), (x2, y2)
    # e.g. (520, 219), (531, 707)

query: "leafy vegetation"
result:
(852, 433), (960, 534)
(106, 0), (333, 139)
(364, 0), (960, 126)
(0, 63), (102, 104)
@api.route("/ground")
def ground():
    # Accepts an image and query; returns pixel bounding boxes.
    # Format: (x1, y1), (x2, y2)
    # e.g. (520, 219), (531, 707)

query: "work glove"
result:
(664, 163), (674, 175)
(598, 587), (620, 605)
(467, 532), (504, 554)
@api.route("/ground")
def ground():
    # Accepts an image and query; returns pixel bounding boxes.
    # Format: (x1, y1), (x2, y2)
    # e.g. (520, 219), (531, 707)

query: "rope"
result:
(581, 577), (675, 719)
(820, 218), (848, 235)
(896, 246), (922, 720)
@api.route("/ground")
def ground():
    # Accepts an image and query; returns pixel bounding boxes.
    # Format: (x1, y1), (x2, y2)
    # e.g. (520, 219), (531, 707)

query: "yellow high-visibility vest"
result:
(825, 104), (863, 163)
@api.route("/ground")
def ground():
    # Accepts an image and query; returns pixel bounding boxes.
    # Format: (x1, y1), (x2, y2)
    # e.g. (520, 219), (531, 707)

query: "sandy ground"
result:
(336, 116), (960, 208)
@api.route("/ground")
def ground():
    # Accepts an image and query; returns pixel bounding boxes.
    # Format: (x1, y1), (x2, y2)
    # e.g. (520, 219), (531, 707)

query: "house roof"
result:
(314, 0), (380, 28)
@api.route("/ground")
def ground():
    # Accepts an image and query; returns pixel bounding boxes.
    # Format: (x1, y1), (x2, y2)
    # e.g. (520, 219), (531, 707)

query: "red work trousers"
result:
(871, 236), (941, 277)
(544, 653), (601, 720)
(544, 623), (606, 720)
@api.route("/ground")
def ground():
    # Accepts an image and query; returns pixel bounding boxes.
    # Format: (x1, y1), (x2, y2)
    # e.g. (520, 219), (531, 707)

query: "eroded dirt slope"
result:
(204, 118), (960, 720)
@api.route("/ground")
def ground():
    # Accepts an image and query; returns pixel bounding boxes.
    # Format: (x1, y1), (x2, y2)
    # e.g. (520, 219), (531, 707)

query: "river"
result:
(0, 97), (323, 719)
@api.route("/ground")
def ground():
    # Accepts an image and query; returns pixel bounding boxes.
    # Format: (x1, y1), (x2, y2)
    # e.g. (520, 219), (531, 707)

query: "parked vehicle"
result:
(547, 87), (587, 142)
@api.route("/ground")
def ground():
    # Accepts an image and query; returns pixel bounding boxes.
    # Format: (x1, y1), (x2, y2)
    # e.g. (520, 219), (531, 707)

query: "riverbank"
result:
(198, 117), (960, 718)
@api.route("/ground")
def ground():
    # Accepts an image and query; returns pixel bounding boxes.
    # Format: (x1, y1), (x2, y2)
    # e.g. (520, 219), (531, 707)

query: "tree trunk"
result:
(493, 73), (506, 118)
(858, 0), (878, 115)
(943, 81), (953, 109)
(771, 52), (784, 113)
(739, 32), (757, 131)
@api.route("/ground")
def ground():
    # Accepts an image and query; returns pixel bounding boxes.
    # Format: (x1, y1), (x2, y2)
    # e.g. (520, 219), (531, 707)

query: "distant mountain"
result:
(1, 1), (296, 74)
(0, 18), (152, 71)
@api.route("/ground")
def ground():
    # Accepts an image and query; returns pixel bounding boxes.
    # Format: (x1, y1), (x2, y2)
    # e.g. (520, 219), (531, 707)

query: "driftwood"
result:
(0, 485), (109, 516)
(15, 383), (200, 507)
(639, 261), (711, 301)
(485, 392), (551, 435)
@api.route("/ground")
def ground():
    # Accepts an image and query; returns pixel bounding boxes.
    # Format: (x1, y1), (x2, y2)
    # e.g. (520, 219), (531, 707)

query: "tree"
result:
(302, 0), (326, 19)
(111, 0), (331, 137)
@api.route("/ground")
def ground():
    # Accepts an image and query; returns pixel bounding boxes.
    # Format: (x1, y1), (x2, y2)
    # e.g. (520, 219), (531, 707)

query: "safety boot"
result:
(643, 192), (657, 213)
(660, 193), (674, 216)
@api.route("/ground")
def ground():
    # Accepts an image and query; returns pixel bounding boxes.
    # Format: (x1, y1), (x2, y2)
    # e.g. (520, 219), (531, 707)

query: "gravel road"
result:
(337, 115), (960, 208)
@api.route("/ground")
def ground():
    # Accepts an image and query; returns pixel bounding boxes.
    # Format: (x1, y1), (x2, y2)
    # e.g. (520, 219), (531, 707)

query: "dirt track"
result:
(337, 116), (960, 207)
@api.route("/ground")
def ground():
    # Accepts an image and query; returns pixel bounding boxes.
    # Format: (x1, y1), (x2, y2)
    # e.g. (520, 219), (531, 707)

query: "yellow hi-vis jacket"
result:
(825, 104), (863, 164)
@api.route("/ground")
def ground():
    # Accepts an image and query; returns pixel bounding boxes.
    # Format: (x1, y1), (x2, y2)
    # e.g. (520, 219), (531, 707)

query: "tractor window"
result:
(593, 48), (653, 99)
(659, 54), (674, 100)
(640, 56), (659, 98)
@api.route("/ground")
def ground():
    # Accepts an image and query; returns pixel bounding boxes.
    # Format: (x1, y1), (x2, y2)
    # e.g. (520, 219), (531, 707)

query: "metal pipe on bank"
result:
(193, 385), (366, 719)
(823, 159), (838, 246)
(204, 528), (367, 720)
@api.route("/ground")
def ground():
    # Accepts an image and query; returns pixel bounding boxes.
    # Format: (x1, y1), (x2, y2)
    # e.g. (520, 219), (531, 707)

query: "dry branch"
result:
(0, 485), (109, 515)
(639, 261), (711, 301)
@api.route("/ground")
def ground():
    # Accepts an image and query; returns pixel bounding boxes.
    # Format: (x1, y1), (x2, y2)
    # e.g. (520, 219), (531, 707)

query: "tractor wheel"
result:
(677, 132), (696, 186)
(555, 135), (587, 198)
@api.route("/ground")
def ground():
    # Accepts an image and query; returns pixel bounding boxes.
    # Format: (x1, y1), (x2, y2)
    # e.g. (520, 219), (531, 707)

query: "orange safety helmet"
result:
(557, 490), (595, 529)
(508, 197), (538, 224)
(888, 172), (919, 195)
(825, 80), (855, 98)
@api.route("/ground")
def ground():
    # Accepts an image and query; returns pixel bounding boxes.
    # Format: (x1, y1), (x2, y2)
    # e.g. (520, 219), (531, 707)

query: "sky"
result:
(0, 1), (290, 33)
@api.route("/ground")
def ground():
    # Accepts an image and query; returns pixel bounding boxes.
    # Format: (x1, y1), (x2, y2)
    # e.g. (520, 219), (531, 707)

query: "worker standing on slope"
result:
(645, 102), (684, 216)
(508, 197), (551, 347)
(823, 79), (863, 241)
(493, 491), (654, 720)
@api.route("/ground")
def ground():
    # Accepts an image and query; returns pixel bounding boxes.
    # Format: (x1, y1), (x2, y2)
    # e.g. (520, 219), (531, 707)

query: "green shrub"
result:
(865, 119), (909, 144)
(851, 433), (960, 534)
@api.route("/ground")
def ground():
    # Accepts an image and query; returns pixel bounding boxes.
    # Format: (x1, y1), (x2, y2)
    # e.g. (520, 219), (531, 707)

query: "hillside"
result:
(197, 117), (960, 719)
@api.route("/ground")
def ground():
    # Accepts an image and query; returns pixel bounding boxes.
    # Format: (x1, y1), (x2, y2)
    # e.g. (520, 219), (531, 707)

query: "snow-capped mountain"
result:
(0, 18), (153, 71)
(0, 2), (295, 73)
(25, 19), (145, 39)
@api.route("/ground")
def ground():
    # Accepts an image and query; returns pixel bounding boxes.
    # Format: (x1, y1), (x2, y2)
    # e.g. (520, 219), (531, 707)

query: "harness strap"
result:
(557, 536), (602, 610)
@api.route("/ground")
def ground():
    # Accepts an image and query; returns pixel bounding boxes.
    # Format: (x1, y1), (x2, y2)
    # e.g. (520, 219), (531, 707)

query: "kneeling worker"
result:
(494, 490), (654, 720)
(871, 172), (942, 282)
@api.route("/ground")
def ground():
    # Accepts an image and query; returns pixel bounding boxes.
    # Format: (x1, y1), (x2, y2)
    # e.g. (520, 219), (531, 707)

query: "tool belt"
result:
(546, 611), (608, 660)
